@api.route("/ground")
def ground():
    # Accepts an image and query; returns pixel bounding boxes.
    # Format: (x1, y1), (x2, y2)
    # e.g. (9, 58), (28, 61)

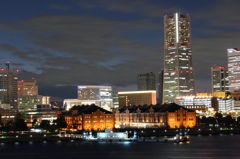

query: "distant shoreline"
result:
(0, 127), (239, 143)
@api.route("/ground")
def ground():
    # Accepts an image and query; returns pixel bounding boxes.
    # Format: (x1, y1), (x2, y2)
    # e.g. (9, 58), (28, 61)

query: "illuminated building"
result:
(166, 104), (196, 128)
(112, 93), (119, 110)
(63, 99), (82, 110)
(176, 95), (234, 112)
(137, 72), (156, 91)
(0, 108), (17, 124)
(18, 80), (38, 96)
(163, 13), (196, 103)
(228, 48), (240, 92)
(176, 96), (212, 112)
(24, 107), (57, 127)
(77, 85), (113, 111)
(214, 98), (233, 112)
(18, 95), (50, 110)
(0, 68), (18, 109)
(118, 90), (156, 108)
(229, 91), (240, 112)
(115, 103), (196, 128)
(213, 92), (226, 98)
(211, 66), (228, 94)
(58, 104), (114, 131)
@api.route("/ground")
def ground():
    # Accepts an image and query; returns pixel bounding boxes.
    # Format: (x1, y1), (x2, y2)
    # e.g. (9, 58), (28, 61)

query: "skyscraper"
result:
(0, 69), (18, 109)
(18, 80), (38, 96)
(158, 69), (164, 103)
(137, 72), (156, 91)
(163, 13), (196, 103)
(211, 66), (228, 94)
(228, 48), (240, 92)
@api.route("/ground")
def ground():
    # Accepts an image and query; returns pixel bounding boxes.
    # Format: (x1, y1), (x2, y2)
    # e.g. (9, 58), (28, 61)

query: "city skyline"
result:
(0, 0), (239, 100)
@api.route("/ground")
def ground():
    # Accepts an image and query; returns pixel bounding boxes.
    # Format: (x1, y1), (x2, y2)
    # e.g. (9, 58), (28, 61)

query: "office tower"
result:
(0, 69), (18, 109)
(158, 69), (164, 103)
(228, 48), (240, 92)
(18, 95), (50, 110)
(77, 85), (113, 111)
(211, 66), (229, 94)
(163, 13), (196, 103)
(137, 72), (156, 91)
(18, 80), (38, 96)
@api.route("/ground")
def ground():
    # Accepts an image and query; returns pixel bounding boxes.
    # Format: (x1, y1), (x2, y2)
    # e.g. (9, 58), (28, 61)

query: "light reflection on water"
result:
(0, 135), (240, 159)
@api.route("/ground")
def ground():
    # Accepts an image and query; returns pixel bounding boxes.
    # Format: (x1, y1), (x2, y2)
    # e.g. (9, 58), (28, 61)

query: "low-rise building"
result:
(176, 95), (234, 113)
(115, 103), (196, 129)
(57, 104), (114, 131)
(24, 105), (57, 127)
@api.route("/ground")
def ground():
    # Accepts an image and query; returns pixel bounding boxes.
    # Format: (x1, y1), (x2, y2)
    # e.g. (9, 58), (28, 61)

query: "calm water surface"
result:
(1, 134), (240, 159)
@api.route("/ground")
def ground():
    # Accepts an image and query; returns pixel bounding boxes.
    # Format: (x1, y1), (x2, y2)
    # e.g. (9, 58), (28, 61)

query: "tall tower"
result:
(137, 72), (156, 91)
(228, 48), (240, 92)
(211, 66), (229, 94)
(0, 68), (18, 109)
(163, 13), (196, 103)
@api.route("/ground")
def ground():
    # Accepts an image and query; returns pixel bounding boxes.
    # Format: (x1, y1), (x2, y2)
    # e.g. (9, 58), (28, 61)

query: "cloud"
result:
(0, 14), (162, 89)
(1, 0), (240, 99)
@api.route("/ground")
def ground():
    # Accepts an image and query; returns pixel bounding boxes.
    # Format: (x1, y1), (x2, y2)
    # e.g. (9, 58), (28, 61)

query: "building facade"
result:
(115, 103), (196, 129)
(58, 104), (114, 131)
(228, 48), (240, 92)
(18, 95), (50, 110)
(137, 72), (156, 91)
(211, 66), (229, 94)
(18, 80), (38, 96)
(163, 13), (196, 103)
(0, 69), (18, 109)
(77, 85), (113, 111)
(176, 95), (234, 113)
(118, 91), (156, 108)
(0, 108), (17, 124)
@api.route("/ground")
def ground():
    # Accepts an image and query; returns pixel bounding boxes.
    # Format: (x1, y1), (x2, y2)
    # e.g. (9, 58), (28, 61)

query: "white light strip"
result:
(175, 13), (179, 43)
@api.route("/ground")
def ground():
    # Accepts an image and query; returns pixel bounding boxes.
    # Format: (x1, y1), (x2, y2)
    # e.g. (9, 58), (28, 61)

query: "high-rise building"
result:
(0, 69), (18, 109)
(137, 72), (156, 91)
(18, 95), (50, 110)
(228, 48), (240, 92)
(158, 69), (164, 103)
(163, 13), (196, 103)
(18, 80), (38, 96)
(77, 85), (113, 111)
(211, 66), (229, 94)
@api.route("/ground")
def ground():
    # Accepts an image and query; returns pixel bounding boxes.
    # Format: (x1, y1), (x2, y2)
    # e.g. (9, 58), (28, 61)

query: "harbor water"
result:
(0, 134), (240, 159)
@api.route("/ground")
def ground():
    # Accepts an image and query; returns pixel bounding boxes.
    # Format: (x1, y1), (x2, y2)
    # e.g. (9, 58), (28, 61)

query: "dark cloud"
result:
(0, 44), (18, 52)
(79, 0), (186, 17)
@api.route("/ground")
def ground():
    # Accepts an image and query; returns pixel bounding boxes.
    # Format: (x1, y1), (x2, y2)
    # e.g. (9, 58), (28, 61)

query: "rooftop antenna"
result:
(6, 61), (10, 70)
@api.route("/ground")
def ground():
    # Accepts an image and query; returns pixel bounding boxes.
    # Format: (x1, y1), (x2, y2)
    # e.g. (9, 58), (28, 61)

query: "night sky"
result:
(0, 0), (239, 100)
